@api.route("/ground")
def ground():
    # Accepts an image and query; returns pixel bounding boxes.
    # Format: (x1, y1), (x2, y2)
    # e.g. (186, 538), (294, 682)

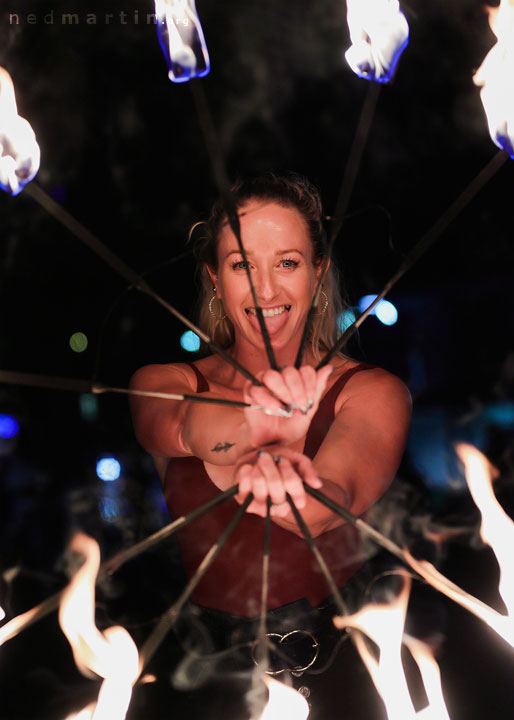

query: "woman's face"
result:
(212, 199), (322, 353)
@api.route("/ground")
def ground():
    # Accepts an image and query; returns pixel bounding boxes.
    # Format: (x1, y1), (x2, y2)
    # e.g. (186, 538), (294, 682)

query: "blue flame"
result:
(155, 0), (210, 83)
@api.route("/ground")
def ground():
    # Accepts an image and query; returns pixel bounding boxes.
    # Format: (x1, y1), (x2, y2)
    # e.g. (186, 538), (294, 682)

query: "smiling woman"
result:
(129, 171), (412, 718)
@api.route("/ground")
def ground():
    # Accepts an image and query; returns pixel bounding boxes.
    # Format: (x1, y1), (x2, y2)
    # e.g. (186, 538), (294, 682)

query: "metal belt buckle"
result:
(251, 629), (320, 676)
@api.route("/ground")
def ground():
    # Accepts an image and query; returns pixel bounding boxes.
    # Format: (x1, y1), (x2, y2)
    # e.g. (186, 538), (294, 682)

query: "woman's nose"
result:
(255, 268), (278, 302)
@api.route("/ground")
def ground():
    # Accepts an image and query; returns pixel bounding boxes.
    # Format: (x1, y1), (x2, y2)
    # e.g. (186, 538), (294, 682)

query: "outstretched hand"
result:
(234, 445), (322, 518)
(244, 364), (334, 448)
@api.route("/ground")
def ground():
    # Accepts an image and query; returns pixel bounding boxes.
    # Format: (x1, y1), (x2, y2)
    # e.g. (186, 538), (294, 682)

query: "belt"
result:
(177, 595), (347, 677)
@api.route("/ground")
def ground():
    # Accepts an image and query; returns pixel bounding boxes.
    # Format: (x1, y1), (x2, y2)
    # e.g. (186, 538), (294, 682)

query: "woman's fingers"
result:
(257, 452), (286, 505)
(277, 457), (305, 508)
(298, 365), (317, 408)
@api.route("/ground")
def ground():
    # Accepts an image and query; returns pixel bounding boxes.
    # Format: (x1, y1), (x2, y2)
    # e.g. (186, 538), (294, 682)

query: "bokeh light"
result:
(96, 457), (121, 482)
(0, 414), (20, 439)
(79, 393), (98, 422)
(375, 300), (398, 326)
(337, 309), (357, 333)
(69, 331), (88, 353)
(358, 295), (398, 326)
(180, 330), (201, 352)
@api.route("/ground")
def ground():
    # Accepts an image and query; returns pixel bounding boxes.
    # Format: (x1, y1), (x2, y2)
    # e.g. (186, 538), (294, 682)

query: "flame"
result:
(334, 574), (418, 719)
(155, 0), (210, 83)
(257, 678), (309, 720)
(456, 443), (514, 616)
(0, 67), (40, 196)
(344, 0), (409, 83)
(403, 635), (450, 720)
(64, 703), (96, 720)
(474, 0), (514, 156)
(58, 533), (139, 720)
(404, 444), (514, 649)
(0, 605), (5, 622)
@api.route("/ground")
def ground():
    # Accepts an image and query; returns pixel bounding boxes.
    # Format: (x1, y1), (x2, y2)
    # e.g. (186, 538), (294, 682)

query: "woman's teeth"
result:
(246, 305), (291, 317)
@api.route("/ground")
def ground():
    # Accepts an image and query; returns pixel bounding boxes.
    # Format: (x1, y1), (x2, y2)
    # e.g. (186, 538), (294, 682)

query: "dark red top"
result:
(163, 363), (372, 617)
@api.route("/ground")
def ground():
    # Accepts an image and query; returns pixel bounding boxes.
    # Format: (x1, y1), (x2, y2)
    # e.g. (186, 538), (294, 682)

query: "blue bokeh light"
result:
(96, 457), (121, 482)
(358, 295), (398, 326)
(337, 309), (357, 333)
(180, 330), (201, 353)
(0, 414), (20, 439)
(375, 300), (398, 326)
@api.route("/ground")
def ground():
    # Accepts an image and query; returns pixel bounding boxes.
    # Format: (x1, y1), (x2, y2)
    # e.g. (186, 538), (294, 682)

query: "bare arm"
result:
(130, 363), (253, 466)
(237, 369), (412, 537)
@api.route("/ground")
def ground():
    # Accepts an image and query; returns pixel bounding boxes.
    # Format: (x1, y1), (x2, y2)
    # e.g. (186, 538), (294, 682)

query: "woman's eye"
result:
(281, 258), (299, 268)
(231, 260), (249, 270)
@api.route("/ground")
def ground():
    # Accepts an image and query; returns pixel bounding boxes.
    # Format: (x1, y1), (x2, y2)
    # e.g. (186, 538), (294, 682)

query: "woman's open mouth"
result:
(245, 304), (291, 317)
(244, 304), (291, 335)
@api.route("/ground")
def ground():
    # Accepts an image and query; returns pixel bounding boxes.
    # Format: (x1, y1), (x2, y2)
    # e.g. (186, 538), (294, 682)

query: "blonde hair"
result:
(193, 172), (349, 362)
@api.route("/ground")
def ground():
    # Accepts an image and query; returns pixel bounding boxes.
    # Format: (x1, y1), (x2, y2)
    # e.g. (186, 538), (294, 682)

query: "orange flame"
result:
(64, 703), (96, 720)
(473, 0), (514, 156)
(58, 533), (139, 720)
(334, 574), (418, 719)
(257, 677), (309, 720)
(404, 444), (514, 649)
(0, 67), (40, 195)
(403, 635), (450, 720)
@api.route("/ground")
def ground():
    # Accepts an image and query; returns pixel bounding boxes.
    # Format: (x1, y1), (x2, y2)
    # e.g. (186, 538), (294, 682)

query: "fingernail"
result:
(272, 455), (282, 464)
(289, 402), (298, 410)
(307, 399), (314, 409)
(257, 450), (265, 458)
(277, 407), (293, 418)
(300, 405), (308, 415)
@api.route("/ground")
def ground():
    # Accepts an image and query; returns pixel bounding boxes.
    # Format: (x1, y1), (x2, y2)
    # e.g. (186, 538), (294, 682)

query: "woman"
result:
(129, 173), (411, 716)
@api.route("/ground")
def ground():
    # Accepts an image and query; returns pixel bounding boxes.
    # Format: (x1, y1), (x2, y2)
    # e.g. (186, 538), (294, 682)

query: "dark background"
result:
(0, 1), (513, 718)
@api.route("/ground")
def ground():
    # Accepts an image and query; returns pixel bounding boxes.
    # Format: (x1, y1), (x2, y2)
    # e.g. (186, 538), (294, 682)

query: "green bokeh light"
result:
(69, 332), (88, 353)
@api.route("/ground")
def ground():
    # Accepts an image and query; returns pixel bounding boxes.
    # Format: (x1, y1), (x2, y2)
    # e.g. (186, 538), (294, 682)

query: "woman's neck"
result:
(223, 337), (318, 386)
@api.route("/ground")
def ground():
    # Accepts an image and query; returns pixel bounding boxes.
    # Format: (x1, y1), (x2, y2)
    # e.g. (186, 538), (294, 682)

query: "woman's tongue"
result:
(246, 305), (290, 335)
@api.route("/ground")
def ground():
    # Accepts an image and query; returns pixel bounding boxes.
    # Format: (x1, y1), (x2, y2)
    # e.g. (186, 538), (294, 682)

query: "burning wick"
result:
(0, 67), (40, 196)
(344, 0), (409, 83)
(474, 0), (514, 157)
(155, 0), (210, 82)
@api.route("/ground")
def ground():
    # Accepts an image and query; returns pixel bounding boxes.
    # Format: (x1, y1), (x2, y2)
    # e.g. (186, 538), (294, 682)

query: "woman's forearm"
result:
(180, 399), (255, 465)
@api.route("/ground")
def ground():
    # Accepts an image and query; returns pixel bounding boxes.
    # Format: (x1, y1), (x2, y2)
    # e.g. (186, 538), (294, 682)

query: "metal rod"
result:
(286, 493), (348, 616)
(304, 484), (409, 564)
(0, 485), (240, 646)
(295, 82), (381, 368)
(138, 493), (254, 672)
(255, 498), (272, 670)
(317, 148), (509, 368)
(0, 369), (288, 415)
(21, 182), (285, 402)
(190, 79), (278, 371)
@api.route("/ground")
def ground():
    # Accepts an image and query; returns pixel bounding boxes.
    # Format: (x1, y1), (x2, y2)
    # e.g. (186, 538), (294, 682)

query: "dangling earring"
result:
(209, 288), (227, 320)
(317, 289), (328, 315)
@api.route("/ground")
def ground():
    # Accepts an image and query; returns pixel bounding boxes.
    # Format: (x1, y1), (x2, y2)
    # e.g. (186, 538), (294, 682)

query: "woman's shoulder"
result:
(130, 360), (201, 394)
(328, 356), (411, 416)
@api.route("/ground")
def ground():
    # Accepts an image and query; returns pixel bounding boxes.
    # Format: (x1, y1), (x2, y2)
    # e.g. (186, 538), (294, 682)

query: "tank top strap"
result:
(303, 363), (374, 458)
(185, 362), (210, 393)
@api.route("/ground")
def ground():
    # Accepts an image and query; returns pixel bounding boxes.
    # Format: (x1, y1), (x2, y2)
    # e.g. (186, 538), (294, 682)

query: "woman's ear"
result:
(315, 256), (330, 283)
(206, 265), (218, 293)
